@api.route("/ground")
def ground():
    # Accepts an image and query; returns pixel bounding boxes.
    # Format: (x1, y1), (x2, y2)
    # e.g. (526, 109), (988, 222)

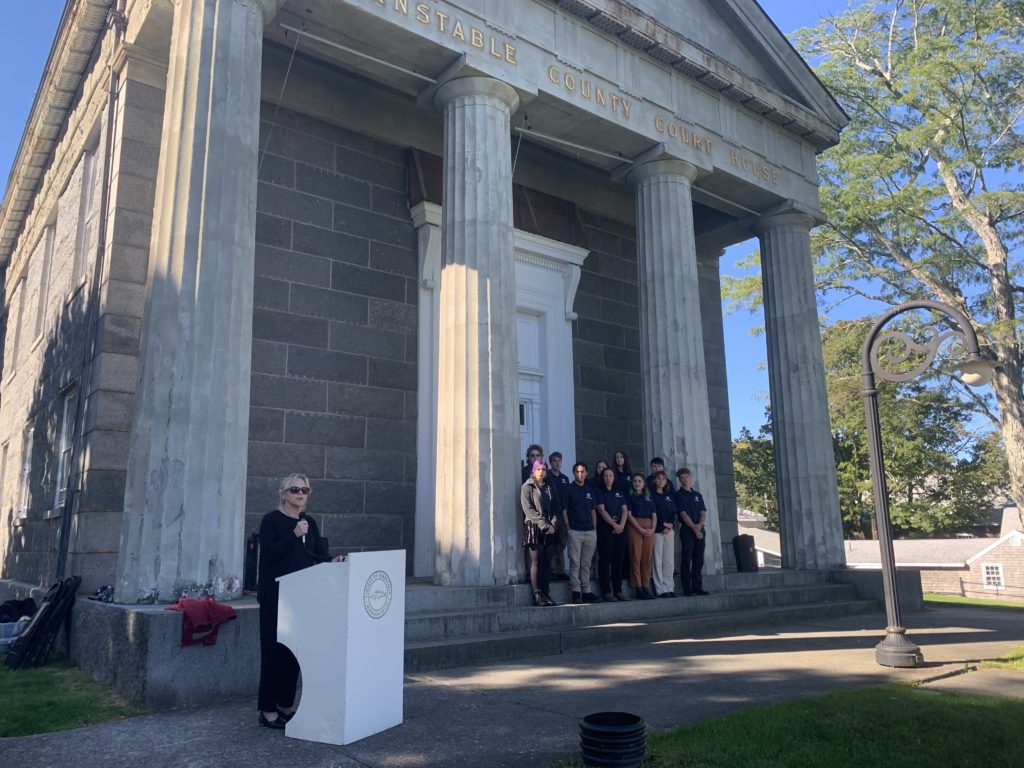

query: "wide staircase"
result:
(404, 569), (877, 672)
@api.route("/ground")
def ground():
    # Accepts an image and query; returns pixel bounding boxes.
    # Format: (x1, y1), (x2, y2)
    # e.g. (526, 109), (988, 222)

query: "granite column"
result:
(432, 77), (521, 586)
(754, 210), (844, 569)
(116, 0), (281, 602)
(629, 158), (722, 574)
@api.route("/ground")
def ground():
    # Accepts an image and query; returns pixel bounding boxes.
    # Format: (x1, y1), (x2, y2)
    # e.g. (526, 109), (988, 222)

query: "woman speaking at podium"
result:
(256, 473), (345, 729)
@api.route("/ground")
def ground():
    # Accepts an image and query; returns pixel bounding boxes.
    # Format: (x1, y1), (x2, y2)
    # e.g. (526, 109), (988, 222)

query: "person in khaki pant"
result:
(563, 462), (600, 604)
(625, 474), (656, 599)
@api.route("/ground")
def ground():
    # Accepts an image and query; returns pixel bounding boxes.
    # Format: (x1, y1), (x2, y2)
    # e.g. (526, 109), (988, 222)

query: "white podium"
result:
(276, 549), (406, 745)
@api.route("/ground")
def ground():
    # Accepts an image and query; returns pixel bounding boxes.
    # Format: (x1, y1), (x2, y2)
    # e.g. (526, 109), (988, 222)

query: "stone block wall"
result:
(572, 210), (645, 470)
(0, 72), (110, 589)
(246, 105), (418, 563)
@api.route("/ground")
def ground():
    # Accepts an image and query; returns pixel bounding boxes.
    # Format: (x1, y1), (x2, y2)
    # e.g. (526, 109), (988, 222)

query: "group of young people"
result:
(519, 447), (709, 607)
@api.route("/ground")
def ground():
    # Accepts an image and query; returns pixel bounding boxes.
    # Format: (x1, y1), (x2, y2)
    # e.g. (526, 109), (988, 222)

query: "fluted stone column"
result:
(754, 211), (844, 569)
(629, 158), (723, 574)
(697, 246), (739, 563)
(116, 0), (281, 603)
(433, 77), (521, 586)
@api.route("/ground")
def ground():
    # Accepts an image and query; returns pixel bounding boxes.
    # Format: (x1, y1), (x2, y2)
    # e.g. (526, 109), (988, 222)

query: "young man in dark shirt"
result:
(564, 462), (600, 603)
(547, 451), (571, 581)
(674, 467), (709, 596)
(647, 457), (674, 492)
(521, 444), (544, 483)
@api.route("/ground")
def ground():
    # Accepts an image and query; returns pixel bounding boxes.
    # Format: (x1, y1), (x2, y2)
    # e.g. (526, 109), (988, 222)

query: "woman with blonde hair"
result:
(256, 473), (344, 729)
(625, 473), (656, 599)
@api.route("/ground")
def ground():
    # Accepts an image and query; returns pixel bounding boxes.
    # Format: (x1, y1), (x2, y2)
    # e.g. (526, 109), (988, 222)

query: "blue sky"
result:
(0, 0), (855, 438)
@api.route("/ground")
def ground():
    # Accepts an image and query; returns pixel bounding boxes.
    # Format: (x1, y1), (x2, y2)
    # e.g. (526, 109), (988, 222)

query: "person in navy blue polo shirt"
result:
(596, 466), (631, 601)
(521, 444), (544, 483)
(646, 457), (675, 493)
(612, 450), (633, 494)
(674, 467), (709, 596)
(563, 462), (600, 604)
(625, 473), (656, 599)
(546, 451), (571, 582)
(649, 471), (677, 597)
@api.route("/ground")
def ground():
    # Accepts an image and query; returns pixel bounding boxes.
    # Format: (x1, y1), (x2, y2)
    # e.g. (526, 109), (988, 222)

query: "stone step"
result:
(404, 582), (859, 642)
(404, 567), (835, 613)
(404, 598), (878, 673)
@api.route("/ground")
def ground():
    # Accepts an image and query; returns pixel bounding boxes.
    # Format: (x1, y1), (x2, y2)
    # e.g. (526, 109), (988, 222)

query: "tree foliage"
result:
(733, 321), (1009, 537)
(821, 320), (1008, 537)
(733, 414), (779, 530)
(726, 0), (1023, 525)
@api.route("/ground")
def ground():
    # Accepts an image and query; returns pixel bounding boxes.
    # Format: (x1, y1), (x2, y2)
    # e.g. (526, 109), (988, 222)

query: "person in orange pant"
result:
(625, 473), (656, 599)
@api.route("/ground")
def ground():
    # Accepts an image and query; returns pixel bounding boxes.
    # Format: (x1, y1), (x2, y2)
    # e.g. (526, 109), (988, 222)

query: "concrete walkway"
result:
(6, 605), (1022, 768)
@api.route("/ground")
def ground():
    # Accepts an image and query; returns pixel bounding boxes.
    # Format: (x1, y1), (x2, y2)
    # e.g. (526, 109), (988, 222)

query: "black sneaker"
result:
(694, 589), (709, 596)
(571, 591), (582, 604)
(258, 712), (286, 730)
(582, 592), (600, 603)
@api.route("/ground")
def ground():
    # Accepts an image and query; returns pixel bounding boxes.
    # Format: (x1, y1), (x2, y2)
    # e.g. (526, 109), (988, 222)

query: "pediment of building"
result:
(552, 0), (848, 137)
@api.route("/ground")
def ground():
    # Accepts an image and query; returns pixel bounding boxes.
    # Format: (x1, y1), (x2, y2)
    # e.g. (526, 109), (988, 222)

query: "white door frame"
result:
(411, 201), (588, 576)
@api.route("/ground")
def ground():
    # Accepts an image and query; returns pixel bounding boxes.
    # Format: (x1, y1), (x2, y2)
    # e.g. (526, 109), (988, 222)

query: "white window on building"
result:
(72, 149), (97, 284)
(54, 386), (77, 510)
(983, 564), (1005, 590)
(7, 276), (26, 375)
(35, 224), (56, 339)
(0, 442), (8, 518)
(16, 426), (33, 522)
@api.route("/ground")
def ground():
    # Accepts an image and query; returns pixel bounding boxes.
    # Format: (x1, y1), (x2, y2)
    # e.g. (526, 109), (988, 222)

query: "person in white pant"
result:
(563, 462), (601, 604)
(649, 471), (678, 598)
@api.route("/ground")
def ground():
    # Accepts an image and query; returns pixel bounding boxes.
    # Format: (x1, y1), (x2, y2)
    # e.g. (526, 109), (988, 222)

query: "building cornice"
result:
(550, 0), (848, 150)
(0, 0), (113, 269)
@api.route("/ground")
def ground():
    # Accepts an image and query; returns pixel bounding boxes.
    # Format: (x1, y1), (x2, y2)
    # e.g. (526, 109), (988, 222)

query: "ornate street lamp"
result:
(861, 300), (993, 667)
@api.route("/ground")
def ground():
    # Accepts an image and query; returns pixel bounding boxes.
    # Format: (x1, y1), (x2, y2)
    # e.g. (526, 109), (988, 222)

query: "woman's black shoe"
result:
(541, 592), (557, 606)
(259, 712), (286, 729)
(276, 707), (295, 723)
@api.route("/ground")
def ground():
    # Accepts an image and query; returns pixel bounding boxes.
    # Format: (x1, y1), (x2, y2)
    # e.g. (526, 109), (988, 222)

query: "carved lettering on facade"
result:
(653, 114), (712, 157)
(729, 148), (780, 185)
(546, 65), (632, 119)
(373, 0), (517, 66)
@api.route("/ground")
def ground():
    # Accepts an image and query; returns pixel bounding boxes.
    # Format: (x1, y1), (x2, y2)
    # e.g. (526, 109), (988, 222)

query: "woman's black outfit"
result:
(257, 510), (329, 714)
(596, 486), (628, 598)
(520, 476), (557, 600)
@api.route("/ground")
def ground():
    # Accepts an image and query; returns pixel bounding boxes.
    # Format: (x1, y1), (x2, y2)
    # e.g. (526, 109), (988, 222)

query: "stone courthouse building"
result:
(0, 0), (849, 603)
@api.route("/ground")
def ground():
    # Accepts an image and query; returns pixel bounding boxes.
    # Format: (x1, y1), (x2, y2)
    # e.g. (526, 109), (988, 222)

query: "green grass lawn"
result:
(983, 646), (1024, 672)
(553, 684), (1023, 768)
(924, 593), (1024, 610)
(0, 653), (143, 737)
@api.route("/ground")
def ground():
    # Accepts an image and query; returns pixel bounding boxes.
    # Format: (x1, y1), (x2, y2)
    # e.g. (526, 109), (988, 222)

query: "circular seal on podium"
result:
(363, 570), (393, 619)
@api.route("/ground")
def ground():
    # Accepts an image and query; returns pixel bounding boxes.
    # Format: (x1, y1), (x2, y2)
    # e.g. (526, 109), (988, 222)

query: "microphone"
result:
(299, 511), (307, 546)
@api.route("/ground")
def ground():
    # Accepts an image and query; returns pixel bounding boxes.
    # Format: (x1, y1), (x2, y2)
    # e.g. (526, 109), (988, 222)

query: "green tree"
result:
(821, 320), (1007, 537)
(728, 0), (1024, 524)
(733, 416), (779, 530)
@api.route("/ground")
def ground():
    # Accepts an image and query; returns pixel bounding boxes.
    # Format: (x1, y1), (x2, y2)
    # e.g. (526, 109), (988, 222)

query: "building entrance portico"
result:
(1, 0), (851, 609)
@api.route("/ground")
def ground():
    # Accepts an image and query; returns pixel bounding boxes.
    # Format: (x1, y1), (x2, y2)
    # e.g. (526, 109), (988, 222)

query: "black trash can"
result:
(733, 533), (758, 572)
(579, 711), (646, 768)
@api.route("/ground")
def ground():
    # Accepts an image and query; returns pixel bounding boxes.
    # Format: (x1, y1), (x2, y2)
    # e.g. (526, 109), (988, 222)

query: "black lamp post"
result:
(861, 300), (993, 667)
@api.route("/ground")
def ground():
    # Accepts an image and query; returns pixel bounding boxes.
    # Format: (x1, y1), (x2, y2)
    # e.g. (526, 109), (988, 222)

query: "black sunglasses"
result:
(288, 486), (311, 495)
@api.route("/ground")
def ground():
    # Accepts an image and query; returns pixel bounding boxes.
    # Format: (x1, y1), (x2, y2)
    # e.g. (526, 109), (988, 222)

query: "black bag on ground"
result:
(733, 534), (758, 572)
(0, 597), (37, 623)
